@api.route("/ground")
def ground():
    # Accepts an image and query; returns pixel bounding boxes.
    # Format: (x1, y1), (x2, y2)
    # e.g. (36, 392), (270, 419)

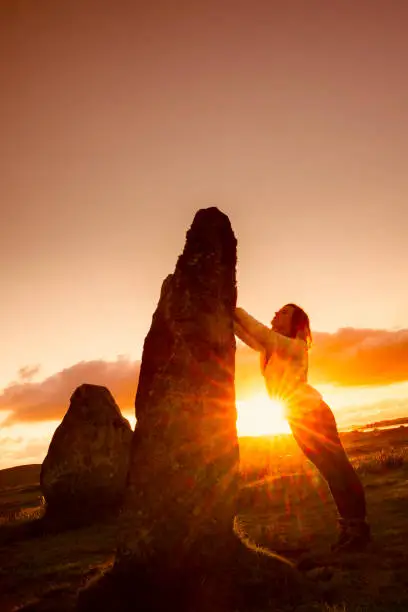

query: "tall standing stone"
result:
(117, 207), (239, 566)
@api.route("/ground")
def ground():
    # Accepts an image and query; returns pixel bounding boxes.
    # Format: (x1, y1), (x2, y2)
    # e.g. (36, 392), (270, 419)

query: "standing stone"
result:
(41, 384), (132, 526)
(117, 206), (239, 565)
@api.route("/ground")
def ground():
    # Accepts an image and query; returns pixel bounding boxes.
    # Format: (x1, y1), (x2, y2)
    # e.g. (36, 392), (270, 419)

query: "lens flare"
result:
(237, 392), (290, 437)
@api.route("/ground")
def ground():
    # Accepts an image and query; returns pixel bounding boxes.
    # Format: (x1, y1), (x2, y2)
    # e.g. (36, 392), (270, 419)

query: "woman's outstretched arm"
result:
(235, 307), (302, 356)
(234, 321), (265, 352)
(235, 307), (272, 349)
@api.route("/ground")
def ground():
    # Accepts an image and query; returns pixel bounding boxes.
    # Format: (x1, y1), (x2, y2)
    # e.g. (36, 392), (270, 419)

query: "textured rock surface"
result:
(40, 384), (132, 525)
(116, 206), (239, 564)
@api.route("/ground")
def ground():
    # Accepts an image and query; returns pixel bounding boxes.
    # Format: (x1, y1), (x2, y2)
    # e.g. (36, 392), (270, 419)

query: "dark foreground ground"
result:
(1, 427), (408, 612)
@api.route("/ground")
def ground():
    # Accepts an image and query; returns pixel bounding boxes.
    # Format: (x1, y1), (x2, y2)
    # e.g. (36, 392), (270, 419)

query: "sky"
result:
(1, 0), (408, 469)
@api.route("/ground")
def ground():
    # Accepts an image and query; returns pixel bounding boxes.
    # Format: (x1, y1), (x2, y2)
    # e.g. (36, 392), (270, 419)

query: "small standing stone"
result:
(41, 384), (132, 525)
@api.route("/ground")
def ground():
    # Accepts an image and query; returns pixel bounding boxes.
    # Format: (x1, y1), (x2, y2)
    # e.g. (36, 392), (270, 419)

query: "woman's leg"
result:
(288, 399), (369, 549)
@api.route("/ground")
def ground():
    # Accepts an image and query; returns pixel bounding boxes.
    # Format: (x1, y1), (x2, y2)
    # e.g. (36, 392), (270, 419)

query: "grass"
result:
(1, 427), (408, 611)
(354, 448), (406, 475)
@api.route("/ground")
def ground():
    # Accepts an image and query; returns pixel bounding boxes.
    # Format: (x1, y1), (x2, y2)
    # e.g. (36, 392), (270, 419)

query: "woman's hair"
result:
(284, 303), (312, 348)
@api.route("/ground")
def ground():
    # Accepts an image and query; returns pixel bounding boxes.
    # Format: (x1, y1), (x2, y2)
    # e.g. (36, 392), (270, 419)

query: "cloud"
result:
(0, 357), (140, 426)
(309, 328), (408, 386)
(235, 327), (408, 393)
(17, 365), (41, 382)
(0, 430), (53, 470)
(1, 327), (408, 426)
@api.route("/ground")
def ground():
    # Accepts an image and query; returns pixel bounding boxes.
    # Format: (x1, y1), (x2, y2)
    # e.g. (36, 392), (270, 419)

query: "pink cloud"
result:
(0, 357), (140, 425)
(309, 328), (408, 386)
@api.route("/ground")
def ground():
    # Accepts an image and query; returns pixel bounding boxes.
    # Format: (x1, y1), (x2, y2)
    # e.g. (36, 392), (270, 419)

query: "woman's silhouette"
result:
(235, 304), (370, 552)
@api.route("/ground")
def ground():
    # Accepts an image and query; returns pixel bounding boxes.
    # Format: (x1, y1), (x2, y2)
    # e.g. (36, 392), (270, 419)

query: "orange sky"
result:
(1, 0), (408, 469)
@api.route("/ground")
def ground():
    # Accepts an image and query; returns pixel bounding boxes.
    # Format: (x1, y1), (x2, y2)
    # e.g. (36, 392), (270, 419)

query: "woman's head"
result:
(271, 303), (312, 347)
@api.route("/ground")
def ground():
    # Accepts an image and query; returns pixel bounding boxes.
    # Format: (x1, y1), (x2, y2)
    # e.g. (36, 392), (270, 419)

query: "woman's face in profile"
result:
(271, 305), (295, 336)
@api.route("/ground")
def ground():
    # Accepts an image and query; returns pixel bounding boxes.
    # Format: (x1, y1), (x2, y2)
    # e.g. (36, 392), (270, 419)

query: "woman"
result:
(234, 304), (370, 552)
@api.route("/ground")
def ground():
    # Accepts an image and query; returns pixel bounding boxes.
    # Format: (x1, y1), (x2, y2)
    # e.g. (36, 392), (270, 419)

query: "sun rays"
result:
(236, 392), (291, 437)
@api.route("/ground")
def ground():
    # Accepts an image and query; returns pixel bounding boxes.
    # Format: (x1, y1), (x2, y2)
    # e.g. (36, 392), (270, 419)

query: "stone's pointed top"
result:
(193, 206), (227, 217)
(180, 208), (237, 288)
(184, 207), (236, 258)
(192, 207), (232, 229)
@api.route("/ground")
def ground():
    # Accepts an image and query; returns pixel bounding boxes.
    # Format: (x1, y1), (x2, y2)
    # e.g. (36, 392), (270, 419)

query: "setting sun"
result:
(236, 392), (291, 437)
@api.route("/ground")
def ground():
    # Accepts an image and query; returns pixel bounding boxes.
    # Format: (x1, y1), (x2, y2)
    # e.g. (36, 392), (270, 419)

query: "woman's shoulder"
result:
(271, 330), (307, 355)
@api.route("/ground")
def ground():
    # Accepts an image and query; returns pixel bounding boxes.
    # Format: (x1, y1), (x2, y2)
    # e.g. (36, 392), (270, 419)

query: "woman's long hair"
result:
(284, 303), (312, 348)
(261, 303), (312, 373)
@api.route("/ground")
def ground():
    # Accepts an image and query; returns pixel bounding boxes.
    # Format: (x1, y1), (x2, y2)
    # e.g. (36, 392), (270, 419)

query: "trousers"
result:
(287, 398), (366, 520)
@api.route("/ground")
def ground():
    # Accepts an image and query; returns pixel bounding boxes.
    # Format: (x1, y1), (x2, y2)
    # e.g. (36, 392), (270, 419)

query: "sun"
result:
(237, 392), (291, 437)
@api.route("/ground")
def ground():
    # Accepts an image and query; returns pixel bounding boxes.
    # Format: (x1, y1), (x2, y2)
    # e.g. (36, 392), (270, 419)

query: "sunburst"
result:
(237, 392), (290, 437)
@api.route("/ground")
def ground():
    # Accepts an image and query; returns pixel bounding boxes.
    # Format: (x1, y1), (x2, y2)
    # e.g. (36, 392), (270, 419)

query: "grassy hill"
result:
(0, 465), (42, 519)
(0, 465), (40, 490)
(1, 428), (408, 611)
